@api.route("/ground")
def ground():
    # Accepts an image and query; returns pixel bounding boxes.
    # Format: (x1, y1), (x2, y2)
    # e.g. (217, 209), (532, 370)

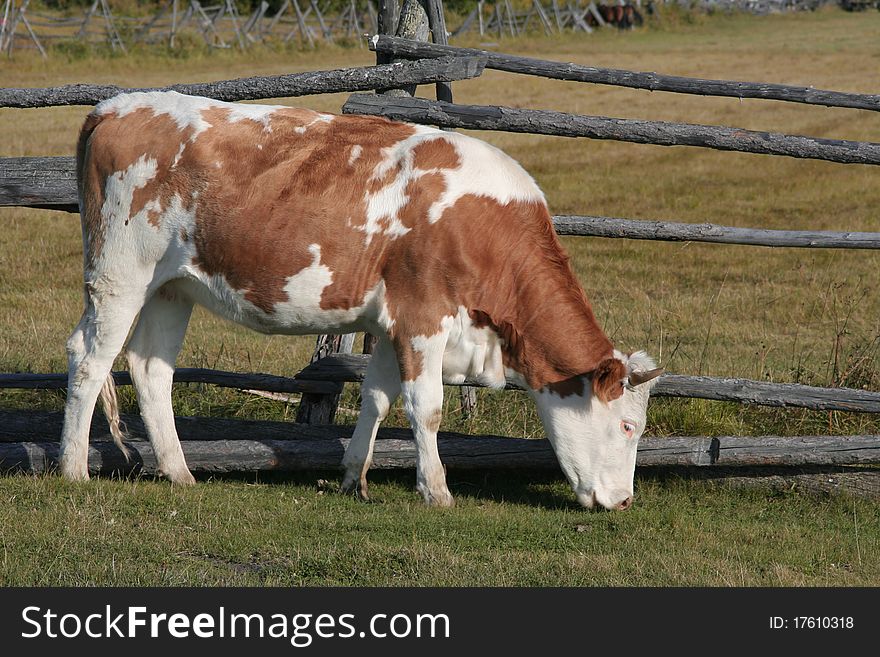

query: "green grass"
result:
(1, 8), (879, 586)
(0, 470), (876, 586)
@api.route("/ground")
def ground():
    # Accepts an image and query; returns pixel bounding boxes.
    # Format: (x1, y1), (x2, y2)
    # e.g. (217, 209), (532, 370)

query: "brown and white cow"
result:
(60, 91), (662, 510)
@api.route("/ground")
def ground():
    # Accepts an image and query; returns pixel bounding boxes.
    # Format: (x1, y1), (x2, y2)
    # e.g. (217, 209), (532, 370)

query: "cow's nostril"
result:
(617, 496), (633, 511)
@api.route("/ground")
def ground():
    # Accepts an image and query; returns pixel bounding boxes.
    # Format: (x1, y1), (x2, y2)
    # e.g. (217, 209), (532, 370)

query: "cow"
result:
(60, 91), (662, 511)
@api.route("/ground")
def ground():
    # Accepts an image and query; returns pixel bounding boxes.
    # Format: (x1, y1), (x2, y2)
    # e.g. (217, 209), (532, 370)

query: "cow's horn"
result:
(628, 367), (664, 387)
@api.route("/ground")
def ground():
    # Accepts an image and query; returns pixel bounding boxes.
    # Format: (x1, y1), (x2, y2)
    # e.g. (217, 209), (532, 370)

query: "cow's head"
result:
(532, 351), (662, 511)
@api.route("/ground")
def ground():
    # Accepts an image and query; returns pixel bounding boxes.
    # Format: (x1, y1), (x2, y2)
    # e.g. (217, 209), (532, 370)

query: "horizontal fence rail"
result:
(5, 157), (880, 250)
(0, 156), (77, 212)
(0, 55), (486, 108)
(371, 35), (880, 113)
(298, 354), (880, 413)
(552, 216), (880, 249)
(0, 411), (877, 475)
(0, 369), (340, 395)
(343, 94), (880, 166)
(5, 357), (880, 414)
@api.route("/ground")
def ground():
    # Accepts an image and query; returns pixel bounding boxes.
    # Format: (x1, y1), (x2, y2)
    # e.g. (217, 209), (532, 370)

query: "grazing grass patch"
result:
(0, 471), (876, 586)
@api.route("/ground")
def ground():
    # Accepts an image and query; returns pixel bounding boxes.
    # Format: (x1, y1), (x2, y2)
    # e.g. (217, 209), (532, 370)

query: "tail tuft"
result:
(99, 375), (130, 461)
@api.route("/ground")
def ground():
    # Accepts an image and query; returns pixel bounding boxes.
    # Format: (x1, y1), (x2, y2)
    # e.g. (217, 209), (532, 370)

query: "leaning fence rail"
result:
(0, 55), (486, 108)
(371, 35), (880, 112)
(342, 94), (880, 166)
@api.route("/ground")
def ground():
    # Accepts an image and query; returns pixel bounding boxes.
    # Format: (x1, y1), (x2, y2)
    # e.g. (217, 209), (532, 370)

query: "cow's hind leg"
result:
(126, 285), (195, 485)
(398, 330), (453, 508)
(60, 282), (147, 481)
(340, 337), (400, 500)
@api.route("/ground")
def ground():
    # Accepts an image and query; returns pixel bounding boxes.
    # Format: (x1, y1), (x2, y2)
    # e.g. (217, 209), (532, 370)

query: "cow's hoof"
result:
(340, 476), (370, 501)
(421, 488), (455, 508)
(60, 467), (90, 482)
(163, 469), (196, 486)
(59, 456), (90, 482)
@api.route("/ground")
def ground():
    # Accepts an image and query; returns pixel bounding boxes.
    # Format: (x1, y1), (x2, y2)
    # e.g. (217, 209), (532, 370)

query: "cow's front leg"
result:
(397, 330), (454, 508)
(341, 338), (400, 500)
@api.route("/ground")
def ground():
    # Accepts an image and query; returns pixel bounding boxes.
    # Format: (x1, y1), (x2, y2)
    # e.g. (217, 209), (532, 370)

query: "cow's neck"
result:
(470, 221), (615, 392)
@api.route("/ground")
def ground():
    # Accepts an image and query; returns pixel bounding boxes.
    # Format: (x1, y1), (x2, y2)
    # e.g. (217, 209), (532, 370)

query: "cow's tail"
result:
(99, 375), (130, 461)
(76, 109), (131, 461)
(75, 110), (104, 200)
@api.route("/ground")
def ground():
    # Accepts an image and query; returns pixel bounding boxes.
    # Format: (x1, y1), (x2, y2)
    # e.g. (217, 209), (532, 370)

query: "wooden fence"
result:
(0, 0), (878, 485)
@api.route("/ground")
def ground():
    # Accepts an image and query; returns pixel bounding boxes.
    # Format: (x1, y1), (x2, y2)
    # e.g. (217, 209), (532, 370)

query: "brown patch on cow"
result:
(187, 112), (418, 314)
(546, 376), (586, 398)
(180, 228), (189, 242)
(75, 111), (109, 268)
(393, 339), (425, 383)
(411, 138), (461, 171)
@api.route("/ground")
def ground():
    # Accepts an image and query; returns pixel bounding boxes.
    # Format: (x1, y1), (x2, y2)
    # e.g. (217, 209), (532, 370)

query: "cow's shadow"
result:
(193, 468), (582, 511)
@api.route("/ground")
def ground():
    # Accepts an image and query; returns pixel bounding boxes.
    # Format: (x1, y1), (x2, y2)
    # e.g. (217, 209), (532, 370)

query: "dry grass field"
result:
(0, 7), (878, 587)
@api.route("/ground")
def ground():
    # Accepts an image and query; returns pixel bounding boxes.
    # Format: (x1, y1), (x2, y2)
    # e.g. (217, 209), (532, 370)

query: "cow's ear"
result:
(591, 358), (627, 403)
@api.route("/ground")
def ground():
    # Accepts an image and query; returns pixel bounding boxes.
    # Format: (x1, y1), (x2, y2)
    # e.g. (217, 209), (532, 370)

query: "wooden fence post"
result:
(420, 0), (452, 102)
(376, 0), (399, 63)
(295, 333), (355, 424)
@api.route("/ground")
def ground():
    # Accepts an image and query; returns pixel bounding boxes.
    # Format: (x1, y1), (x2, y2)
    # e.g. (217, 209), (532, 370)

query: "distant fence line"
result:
(1, 0), (648, 58)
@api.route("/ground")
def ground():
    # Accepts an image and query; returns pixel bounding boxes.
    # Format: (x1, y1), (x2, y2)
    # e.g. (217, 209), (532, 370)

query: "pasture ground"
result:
(0, 7), (878, 586)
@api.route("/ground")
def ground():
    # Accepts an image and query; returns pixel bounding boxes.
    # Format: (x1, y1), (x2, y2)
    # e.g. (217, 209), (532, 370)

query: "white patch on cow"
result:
(348, 144), (363, 166)
(354, 145), (414, 244)
(101, 154), (158, 228)
(404, 316), (456, 506)
(256, 144), (263, 150)
(353, 129), (546, 243)
(171, 142), (186, 168)
(362, 179), (412, 243)
(427, 132), (544, 223)
(442, 306), (506, 388)
(96, 91), (286, 142)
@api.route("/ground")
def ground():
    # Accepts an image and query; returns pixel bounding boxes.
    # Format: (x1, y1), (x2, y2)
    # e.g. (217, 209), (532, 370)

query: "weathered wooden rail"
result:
(342, 93), (880, 166)
(5, 361), (880, 413)
(370, 35), (880, 112)
(0, 54), (486, 108)
(1, 411), (877, 475)
(5, 158), (880, 250)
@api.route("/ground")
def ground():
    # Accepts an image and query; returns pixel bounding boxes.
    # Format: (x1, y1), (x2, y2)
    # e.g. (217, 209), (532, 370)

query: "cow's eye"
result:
(621, 421), (636, 438)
